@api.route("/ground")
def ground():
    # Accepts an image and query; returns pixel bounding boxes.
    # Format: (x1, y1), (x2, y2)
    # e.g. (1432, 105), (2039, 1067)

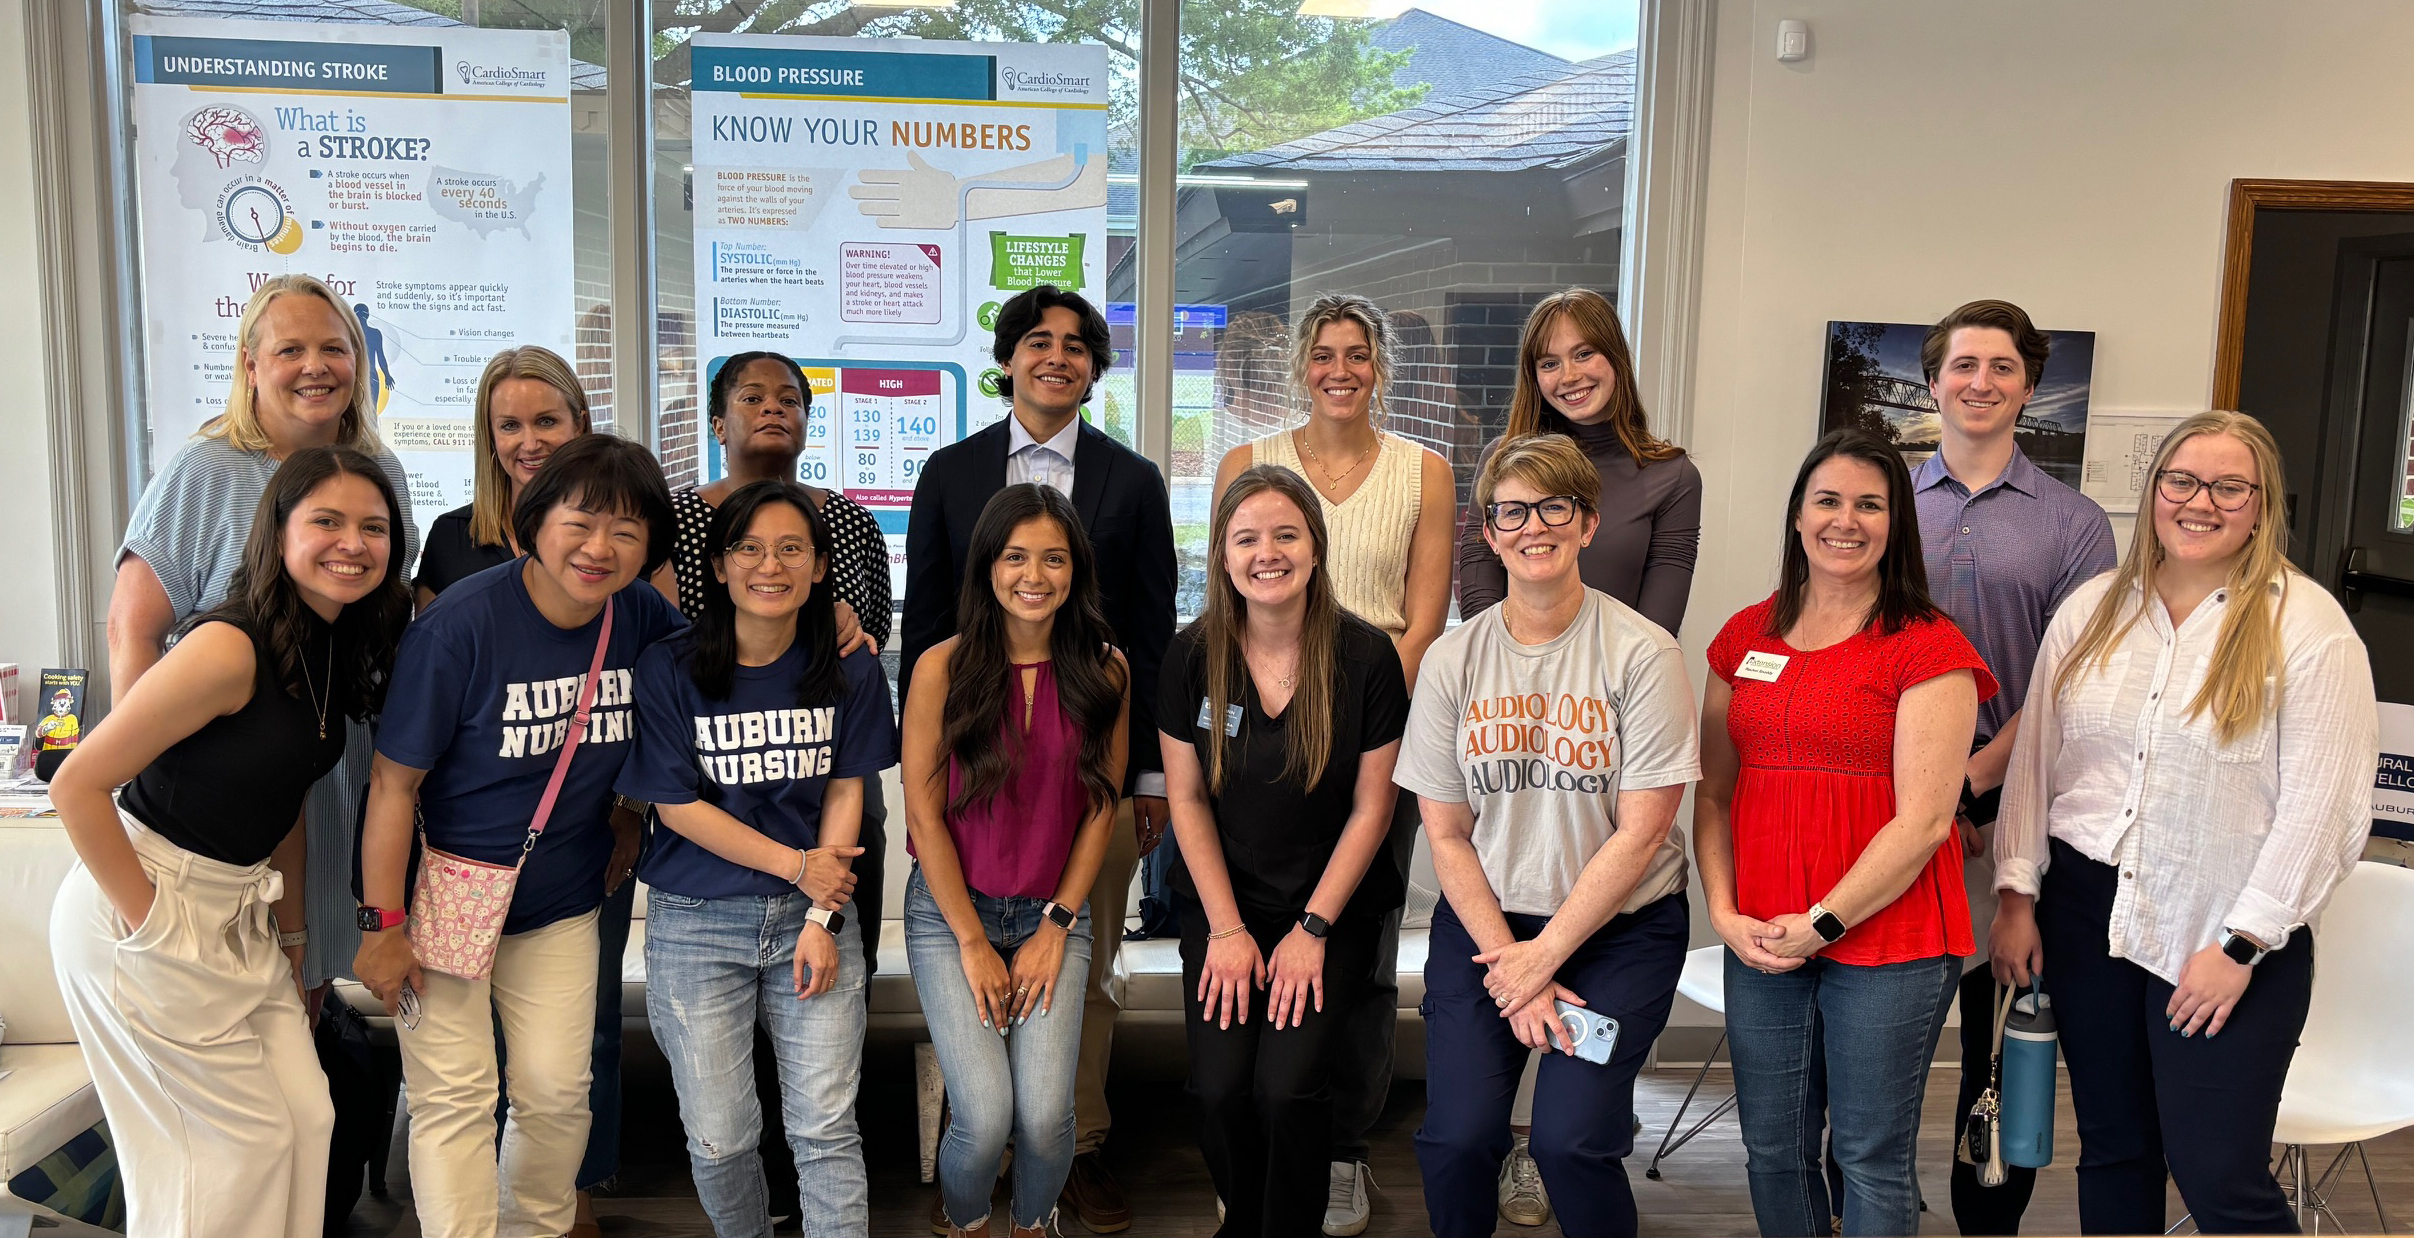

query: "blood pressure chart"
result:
(689, 33), (1110, 599)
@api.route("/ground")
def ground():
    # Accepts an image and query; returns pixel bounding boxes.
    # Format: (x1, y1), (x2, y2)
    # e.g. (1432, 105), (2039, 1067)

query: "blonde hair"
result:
(1504, 288), (1678, 467)
(468, 346), (591, 548)
(1193, 465), (1341, 792)
(1474, 432), (1601, 518)
(202, 275), (383, 456)
(2055, 411), (2294, 743)
(1289, 293), (1395, 424)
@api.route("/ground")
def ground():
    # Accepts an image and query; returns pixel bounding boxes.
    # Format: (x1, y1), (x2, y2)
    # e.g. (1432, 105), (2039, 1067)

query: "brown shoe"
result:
(1058, 1152), (1131, 1233)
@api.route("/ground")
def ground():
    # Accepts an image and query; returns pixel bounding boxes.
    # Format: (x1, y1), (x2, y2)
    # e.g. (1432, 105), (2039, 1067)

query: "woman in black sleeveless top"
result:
(48, 447), (411, 1238)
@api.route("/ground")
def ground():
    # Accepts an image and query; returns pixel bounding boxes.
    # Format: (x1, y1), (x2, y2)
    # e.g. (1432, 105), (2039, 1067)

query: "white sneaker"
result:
(1498, 1133), (1552, 1227)
(1323, 1160), (1372, 1236)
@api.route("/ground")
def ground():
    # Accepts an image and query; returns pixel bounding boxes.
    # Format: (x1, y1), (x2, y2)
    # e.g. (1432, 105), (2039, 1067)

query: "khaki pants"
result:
(49, 816), (333, 1238)
(1074, 798), (1141, 1154)
(400, 909), (600, 1238)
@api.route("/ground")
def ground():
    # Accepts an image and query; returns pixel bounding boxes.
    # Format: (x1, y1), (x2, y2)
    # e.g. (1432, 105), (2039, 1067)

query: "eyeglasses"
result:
(1485, 496), (1583, 532)
(725, 539), (814, 567)
(2155, 469), (2260, 512)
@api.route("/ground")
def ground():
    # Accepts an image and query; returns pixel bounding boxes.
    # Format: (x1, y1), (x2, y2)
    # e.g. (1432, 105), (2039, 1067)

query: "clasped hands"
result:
(1472, 936), (1592, 1056)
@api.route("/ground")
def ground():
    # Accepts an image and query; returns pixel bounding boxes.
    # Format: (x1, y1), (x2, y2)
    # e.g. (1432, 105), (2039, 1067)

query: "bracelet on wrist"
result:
(790, 847), (809, 887)
(1207, 923), (1248, 941)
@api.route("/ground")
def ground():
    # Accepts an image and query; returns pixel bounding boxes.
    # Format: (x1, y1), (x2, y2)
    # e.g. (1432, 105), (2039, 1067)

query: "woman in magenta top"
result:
(900, 483), (1130, 1238)
(1693, 428), (1993, 1237)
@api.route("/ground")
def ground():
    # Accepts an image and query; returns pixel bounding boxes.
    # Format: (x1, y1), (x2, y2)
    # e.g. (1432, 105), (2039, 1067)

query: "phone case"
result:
(1554, 1000), (1621, 1064)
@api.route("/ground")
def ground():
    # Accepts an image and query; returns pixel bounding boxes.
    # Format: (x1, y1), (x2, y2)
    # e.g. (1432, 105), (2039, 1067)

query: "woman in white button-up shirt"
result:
(1990, 410), (2377, 1236)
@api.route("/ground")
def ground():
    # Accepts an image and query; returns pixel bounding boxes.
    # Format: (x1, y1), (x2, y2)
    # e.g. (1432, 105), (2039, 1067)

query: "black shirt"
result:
(416, 504), (515, 599)
(123, 618), (349, 866)
(1157, 614), (1410, 925)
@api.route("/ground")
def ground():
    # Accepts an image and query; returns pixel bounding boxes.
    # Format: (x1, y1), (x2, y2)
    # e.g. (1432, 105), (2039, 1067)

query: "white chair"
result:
(1645, 944), (1735, 1179)
(2269, 860), (2414, 1233)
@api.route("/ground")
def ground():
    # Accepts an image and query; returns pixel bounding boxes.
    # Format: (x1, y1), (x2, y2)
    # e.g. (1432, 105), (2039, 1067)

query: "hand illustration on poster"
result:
(691, 34), (1111, 601)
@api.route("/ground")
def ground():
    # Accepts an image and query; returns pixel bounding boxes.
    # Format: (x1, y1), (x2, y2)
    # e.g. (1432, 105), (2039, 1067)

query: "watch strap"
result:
(1042, 901), (1077, 931)
(806, 906), (846, 936)
(1807, 903), (1847, 944)
(2220, 930), (2268, 966)
(1298, 912), (1332, 939)
(357, 906), (407, 932)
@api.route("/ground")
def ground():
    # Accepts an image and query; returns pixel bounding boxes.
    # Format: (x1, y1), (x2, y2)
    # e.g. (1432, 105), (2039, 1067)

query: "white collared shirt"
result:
(1005, 414), (1080, 496)
(1995, 570), (2378, 984)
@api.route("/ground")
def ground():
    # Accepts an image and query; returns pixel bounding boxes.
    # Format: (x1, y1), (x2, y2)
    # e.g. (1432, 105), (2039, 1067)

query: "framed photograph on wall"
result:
(1818, 320), (2096, 490)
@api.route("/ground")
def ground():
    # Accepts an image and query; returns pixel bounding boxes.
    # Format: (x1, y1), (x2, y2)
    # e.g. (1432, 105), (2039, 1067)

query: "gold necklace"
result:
(1295, 429), (1374, 492)
(300, 635), (333, 740)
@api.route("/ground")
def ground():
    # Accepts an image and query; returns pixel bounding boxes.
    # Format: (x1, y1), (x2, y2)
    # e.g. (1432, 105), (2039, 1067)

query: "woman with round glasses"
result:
(620, 480), (898, 1236)
(1397, 434), (1700, 1238)
(1990, 411), (2376, 1234)
(1449, 289), (1700, 1226)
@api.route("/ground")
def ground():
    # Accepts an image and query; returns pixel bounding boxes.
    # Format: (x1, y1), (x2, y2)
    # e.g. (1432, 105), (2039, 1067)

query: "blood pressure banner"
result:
(689, 34), (1110, 599)
(128, 16), (574, 535)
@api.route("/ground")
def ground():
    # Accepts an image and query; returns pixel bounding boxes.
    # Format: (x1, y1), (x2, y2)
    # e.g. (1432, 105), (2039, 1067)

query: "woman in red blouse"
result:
(1694, 428), (1994, 1237)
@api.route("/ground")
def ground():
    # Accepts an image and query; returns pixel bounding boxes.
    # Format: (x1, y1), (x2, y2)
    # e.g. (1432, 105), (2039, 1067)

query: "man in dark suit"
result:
(899, 284), (1174, 1234)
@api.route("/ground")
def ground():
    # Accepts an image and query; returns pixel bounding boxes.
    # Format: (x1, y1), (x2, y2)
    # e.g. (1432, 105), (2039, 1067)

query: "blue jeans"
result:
(1416, 893), (1690, 1238)
(645, 888), (869, 1238)
(1724, 950), (1958, 1237)
(903, 865), (1092, 1231)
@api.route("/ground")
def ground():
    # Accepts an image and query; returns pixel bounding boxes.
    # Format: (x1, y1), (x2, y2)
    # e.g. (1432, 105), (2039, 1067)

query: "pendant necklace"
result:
(300, 635), (333, 741)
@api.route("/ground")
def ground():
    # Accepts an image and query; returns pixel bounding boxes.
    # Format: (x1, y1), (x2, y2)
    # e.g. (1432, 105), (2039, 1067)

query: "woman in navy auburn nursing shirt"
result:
(355, 435), (685, 1238)
(618, 480), (898, 1237)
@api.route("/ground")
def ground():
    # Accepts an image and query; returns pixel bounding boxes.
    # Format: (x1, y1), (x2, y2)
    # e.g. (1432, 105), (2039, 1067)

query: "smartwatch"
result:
(357, 906), (407, 932)
(805, 906), (847, 937)
(1042, 901), (1078, 932)
(2219, 929), (2269, 966)
(1806, 903), (1847, 945)
(1298, 912), (1332, 940)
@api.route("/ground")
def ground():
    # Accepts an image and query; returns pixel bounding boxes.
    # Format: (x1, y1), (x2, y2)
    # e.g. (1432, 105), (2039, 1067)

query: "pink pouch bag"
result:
(409, 598), (614, 981)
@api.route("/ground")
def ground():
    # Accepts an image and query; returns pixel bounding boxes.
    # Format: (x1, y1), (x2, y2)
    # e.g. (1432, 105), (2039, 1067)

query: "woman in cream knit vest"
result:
(1210, 292), (1453, 1234)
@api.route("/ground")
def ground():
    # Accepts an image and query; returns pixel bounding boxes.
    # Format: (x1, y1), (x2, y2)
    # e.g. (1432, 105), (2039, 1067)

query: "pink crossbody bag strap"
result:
(519, 596), (614, 854)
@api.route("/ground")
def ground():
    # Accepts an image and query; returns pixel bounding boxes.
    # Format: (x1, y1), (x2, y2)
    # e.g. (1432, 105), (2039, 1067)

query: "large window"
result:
(98, 0), (1643, 623)
(1153, 2), (1642, 615)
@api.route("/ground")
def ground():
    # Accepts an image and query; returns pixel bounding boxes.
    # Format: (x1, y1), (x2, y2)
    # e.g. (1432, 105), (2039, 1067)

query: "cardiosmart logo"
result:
(456, 60), (551, 90)
(999, 66), (1094, 96)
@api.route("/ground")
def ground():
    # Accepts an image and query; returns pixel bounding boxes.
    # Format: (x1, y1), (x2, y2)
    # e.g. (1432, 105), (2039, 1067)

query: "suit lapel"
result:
(1070, 420), (1109, 530)
(973, 419), (1012, 493)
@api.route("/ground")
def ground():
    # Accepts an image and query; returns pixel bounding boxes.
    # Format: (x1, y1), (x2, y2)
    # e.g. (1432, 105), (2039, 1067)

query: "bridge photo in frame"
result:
(1819, 318), (2096, 490)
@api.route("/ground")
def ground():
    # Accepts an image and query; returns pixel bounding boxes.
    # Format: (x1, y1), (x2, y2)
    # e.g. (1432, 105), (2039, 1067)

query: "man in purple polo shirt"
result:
(1915, 298), (2117, 1234)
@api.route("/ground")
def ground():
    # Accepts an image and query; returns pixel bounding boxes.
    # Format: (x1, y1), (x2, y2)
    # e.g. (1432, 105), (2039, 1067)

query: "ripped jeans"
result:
(645, 887), (868, 1238)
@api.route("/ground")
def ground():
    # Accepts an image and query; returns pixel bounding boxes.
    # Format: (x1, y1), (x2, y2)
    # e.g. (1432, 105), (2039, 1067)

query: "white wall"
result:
(1662, 0), (2414, 1036)
(0, 0), (60, 718)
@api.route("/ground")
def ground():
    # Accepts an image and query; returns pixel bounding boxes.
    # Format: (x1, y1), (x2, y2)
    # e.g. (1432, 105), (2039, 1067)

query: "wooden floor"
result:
(348, 1037), (2412, 1236)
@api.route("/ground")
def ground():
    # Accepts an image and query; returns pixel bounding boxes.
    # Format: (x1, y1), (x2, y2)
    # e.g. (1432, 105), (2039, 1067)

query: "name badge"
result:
(1736, 651), (1790, 683)
(1196, 698), (1243, 737)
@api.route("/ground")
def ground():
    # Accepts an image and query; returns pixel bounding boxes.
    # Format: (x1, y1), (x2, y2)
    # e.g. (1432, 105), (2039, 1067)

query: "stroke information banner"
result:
(128, 15), (573, 534)
(689, 34), (1110, 594)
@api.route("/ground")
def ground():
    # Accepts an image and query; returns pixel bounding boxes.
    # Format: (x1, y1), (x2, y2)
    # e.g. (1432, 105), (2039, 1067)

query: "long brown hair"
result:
(1503, 288), (1677, 468)
(2054, 411), (2293, 743)
(468, 346), (591, 549)
(1189, 464), (1342, 791)
(189, 446), (412, 716)
(939, 485), (1127, 817)
(1770, 428), (1938, 638)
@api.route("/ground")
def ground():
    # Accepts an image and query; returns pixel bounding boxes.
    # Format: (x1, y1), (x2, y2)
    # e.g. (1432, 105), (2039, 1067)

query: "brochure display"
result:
(127, 15), (575, 533)
(688, 33), (1111, 598)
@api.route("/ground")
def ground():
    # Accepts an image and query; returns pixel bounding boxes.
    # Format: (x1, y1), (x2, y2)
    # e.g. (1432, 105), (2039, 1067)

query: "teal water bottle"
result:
(1998, 985), (2057, 1168)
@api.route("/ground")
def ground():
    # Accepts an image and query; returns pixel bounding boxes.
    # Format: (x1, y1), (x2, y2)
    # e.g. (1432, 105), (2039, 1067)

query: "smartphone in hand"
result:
(1554, 1000), (1620, 1065)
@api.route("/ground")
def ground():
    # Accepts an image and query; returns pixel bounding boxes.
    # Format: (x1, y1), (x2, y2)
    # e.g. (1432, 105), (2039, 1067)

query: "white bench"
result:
(0, 818), (120, 1238)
